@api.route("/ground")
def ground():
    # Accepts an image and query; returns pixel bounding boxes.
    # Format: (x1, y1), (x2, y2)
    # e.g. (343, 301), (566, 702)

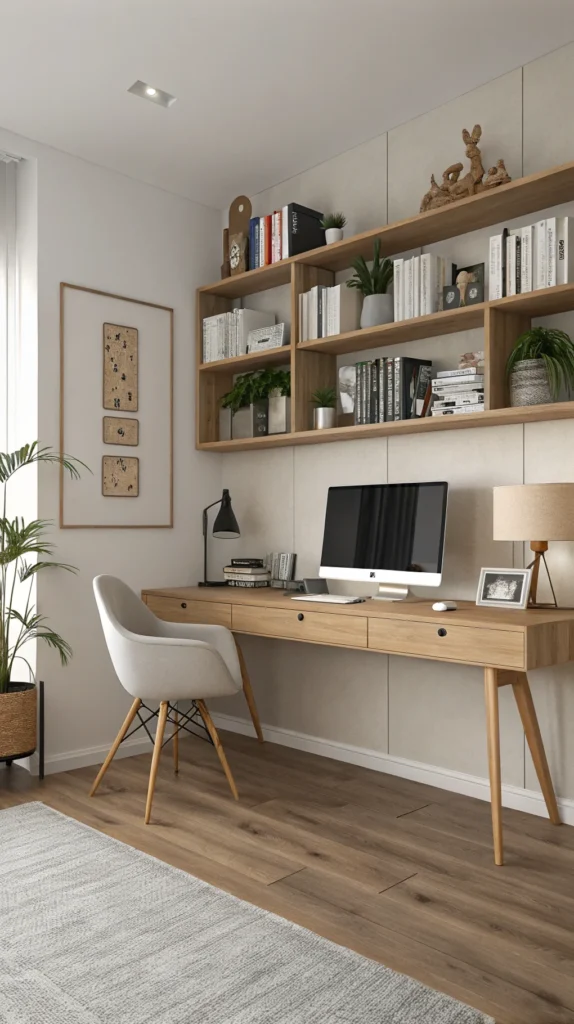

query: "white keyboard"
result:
(291, 594), (366, 605)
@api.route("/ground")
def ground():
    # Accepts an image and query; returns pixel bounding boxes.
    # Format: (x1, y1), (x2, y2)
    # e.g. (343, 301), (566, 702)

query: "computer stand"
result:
(373, 583), (410, 601)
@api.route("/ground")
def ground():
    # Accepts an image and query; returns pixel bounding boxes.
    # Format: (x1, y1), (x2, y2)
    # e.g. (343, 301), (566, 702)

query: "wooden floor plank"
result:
(3, 731), (574, 1023)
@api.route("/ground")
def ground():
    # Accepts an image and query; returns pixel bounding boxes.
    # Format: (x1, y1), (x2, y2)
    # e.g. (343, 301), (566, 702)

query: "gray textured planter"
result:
(360, 293), (393, 329)
(268, 395), (290, 434)
(509, 358), (552, 407)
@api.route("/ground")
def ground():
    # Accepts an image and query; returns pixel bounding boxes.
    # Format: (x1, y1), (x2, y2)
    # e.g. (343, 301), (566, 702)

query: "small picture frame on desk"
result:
(476, 567), (532, 610)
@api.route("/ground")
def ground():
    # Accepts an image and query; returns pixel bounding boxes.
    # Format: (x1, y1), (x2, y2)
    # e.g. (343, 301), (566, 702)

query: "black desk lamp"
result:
(199, 489), (240, 587)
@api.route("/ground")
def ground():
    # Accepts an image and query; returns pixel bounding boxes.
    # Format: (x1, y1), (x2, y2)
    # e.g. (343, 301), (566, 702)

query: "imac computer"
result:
(319, 482), (448, 600)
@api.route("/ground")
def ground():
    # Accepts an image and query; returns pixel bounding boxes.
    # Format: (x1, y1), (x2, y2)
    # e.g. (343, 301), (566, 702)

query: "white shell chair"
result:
(91, 574), (245, 823)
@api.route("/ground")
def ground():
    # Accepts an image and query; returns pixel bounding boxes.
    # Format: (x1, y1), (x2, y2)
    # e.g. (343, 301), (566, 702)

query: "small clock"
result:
(230, 240), (241, 271)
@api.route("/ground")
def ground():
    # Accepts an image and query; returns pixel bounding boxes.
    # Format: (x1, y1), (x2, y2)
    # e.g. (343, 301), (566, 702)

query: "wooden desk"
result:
(142, 585), (573, 865)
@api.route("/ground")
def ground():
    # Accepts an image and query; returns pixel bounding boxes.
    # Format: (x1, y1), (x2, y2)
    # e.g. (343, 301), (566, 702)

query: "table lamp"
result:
(493, 483), (574, 607)
(199, 489), (240, 587)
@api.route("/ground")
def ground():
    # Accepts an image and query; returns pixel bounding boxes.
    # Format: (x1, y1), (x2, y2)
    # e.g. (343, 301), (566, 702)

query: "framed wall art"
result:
(60, 283), (173, 528)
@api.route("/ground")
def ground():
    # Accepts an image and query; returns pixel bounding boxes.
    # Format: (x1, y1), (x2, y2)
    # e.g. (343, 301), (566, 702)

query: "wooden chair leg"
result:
(90, 698), (141, 797)
(145, 701), (168, 824)
(173, 705), (179, 774)
(235, 639), (264, 743)
(196, 699), (239, 800)
(512, 673), (561, 825)
(484, 668), (504, 866)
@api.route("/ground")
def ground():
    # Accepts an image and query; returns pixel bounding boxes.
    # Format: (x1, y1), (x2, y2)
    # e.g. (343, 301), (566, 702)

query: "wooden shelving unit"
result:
(196, 160), (574, 452)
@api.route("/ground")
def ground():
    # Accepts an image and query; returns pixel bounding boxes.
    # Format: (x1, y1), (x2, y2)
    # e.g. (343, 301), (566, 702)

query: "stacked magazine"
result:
(431, 364), (485, 417)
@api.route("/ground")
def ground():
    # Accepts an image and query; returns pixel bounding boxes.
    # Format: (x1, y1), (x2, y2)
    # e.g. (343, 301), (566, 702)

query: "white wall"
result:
(0, 126), (222, 766)
(214, 43), (574, 810)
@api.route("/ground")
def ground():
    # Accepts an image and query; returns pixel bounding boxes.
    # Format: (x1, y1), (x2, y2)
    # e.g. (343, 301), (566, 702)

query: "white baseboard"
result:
(210, 711), (574, 827)
(32, 736), (152, 776)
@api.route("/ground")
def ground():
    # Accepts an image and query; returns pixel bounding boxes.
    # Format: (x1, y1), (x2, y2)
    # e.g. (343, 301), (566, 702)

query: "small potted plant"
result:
(220, 368), (291, 439)
(311, 386), (337, 430)
(0, 443), (83, 769)
(346, 240), (394, 328)
(506, 326), (574, 406)
(320, 212), (347, 245)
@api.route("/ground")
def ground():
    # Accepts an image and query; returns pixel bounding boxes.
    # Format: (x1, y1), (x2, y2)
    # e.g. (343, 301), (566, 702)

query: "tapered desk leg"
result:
(512, 673), (561, 825)
(235, 639), (264, 743)
(484, 668), (504, 866)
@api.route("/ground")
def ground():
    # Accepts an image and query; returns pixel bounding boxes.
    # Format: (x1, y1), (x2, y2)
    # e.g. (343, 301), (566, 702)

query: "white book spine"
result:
(520, 225), (533, 292)
(332, 285), (340, 335)
(404, 259), (414, 320)
(281, 205), (289, 259)
(534, 220), (547, 290)
(506, 235), (517, 297)
(271, 213), (276, 263)
(419, 254), (428, 316)
(393, 259), (404, 321)
(546, 217), (557, 287)
(413, 256), (420, 318)
(556, 216), (573, 285)
(489, 235), (503, 300)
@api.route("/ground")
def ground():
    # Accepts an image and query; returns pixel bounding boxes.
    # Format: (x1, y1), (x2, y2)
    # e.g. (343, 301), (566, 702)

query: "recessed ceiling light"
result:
(128, 81), (176, 108)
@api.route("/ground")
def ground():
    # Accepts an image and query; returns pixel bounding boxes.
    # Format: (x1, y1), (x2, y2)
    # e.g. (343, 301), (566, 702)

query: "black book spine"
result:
(364, 361), (372, 424)
(394, 357), (402, 420)
(378, 359), (385, 422)
(386, 359), (394, 422)
(354, 362), (362, 425)
(515, 236), (522, 294)
(370, 359), (379, 424)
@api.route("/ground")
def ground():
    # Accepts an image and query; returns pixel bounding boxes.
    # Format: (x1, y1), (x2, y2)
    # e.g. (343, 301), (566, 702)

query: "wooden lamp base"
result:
(527, 541), (558, 608)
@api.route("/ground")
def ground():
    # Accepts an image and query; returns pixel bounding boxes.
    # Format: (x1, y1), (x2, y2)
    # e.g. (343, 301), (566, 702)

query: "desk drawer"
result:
(232, 605), (367, 648)
(146, 595), (232, 628)
(368, 617), (524, 669)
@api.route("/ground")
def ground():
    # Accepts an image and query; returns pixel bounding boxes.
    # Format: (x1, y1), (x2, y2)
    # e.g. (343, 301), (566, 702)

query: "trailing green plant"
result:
(311, 387), (337, 408)
(0, 443), (87, 693)
(220, 369), (291, 414)
(320, 212), (347, 230)
(346, 240), (393, 296)
(506, 326), (574, 399)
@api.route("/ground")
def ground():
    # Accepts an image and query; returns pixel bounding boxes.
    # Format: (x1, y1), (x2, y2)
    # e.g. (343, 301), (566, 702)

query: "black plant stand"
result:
(1, 680), (45, 780)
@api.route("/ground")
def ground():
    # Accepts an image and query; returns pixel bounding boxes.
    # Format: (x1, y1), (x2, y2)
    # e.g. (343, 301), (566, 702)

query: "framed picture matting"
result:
(60, 283), (173, 528)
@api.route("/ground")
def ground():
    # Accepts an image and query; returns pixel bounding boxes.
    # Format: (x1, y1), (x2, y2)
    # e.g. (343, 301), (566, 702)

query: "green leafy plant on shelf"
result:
(346, 239), (393, 295)
(506, 326), (574, 399)
(220, 369), (291, 415)
(0, 443), (87, 692)
(311, 387), (337, 409)
(320, 212), (347, 230)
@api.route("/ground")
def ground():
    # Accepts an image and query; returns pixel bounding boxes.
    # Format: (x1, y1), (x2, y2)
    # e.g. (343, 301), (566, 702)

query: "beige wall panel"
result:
(523, 42), (574, 174)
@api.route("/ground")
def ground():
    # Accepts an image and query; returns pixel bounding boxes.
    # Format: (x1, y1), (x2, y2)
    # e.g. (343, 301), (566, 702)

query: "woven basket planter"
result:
(0, 683), (37, 760)
(509, 358), (552, 407)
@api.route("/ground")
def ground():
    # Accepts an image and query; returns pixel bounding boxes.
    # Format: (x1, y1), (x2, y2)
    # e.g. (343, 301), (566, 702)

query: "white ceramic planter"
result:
(313, 407), (336, 430)
(325, 227), (344, 245)
(360, 293), (394, 329)
(268, 395), (291, 434)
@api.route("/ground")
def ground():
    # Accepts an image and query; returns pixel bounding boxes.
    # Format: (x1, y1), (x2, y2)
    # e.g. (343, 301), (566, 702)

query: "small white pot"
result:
(325, 227), (344, 245)
(313, 407), (336, 430)
(360, 293), (394, 329)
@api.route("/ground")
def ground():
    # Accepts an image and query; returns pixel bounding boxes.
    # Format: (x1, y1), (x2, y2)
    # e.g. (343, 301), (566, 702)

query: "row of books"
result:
(343, 357), (433, 424)
(202, 308), (272, 362)
(490, 217), (574, 299)
(430, 366), (485, 418)
(249, 204), (324, 269)
(393, 255), (455, 321)
(299, 285), (360, 341)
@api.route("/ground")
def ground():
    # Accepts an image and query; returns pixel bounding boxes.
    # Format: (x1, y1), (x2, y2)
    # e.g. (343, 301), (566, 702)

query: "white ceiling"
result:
(2, 0), (574, 210)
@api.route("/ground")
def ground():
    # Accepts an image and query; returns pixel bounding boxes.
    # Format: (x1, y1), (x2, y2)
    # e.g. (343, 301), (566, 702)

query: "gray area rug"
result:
(0, 802), (493, 1023)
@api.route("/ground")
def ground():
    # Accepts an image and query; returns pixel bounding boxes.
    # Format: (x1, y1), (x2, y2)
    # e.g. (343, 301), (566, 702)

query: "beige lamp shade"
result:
(493, 484), (574, 541)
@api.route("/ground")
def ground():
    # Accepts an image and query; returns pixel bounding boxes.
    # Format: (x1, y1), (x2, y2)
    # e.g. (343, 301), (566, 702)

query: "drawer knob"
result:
(181, 602), (187, 609)
(297, 613), (304, 621)
(437, 627), (447, 637)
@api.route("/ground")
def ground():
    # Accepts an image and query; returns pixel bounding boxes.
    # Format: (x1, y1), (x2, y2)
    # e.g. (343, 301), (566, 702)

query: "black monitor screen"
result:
(320, 483), (448, 574)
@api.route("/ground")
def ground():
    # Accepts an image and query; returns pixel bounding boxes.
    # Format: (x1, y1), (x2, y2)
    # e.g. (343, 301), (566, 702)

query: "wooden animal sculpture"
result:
(420, 125), (511, 213)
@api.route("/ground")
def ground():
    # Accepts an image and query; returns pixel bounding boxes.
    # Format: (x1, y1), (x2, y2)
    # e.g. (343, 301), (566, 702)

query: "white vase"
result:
(360, 293), (394, 329)
(325, 227), (344, 244)
(313, 407), (336, 429)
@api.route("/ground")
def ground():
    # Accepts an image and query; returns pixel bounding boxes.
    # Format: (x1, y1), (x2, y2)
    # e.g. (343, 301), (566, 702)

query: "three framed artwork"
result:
(59, 283), (173, 528)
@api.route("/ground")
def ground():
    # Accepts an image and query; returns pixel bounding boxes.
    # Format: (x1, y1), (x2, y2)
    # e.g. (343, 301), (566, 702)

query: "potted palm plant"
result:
(0, 443), (83, 767)
(311, 386), (337, 429)
(346, 240), (394, 328)
(320, 212), (347, 245)
(506, 327), (574, 406)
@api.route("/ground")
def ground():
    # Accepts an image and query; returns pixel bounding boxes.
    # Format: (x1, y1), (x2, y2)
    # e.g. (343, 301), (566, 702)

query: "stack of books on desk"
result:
(223, 559), (270, 588)
(431, 366), (485, 416)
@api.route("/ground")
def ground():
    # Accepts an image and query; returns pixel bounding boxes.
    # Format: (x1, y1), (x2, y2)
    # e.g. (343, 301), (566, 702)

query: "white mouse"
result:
(432, 601), (458, 612)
